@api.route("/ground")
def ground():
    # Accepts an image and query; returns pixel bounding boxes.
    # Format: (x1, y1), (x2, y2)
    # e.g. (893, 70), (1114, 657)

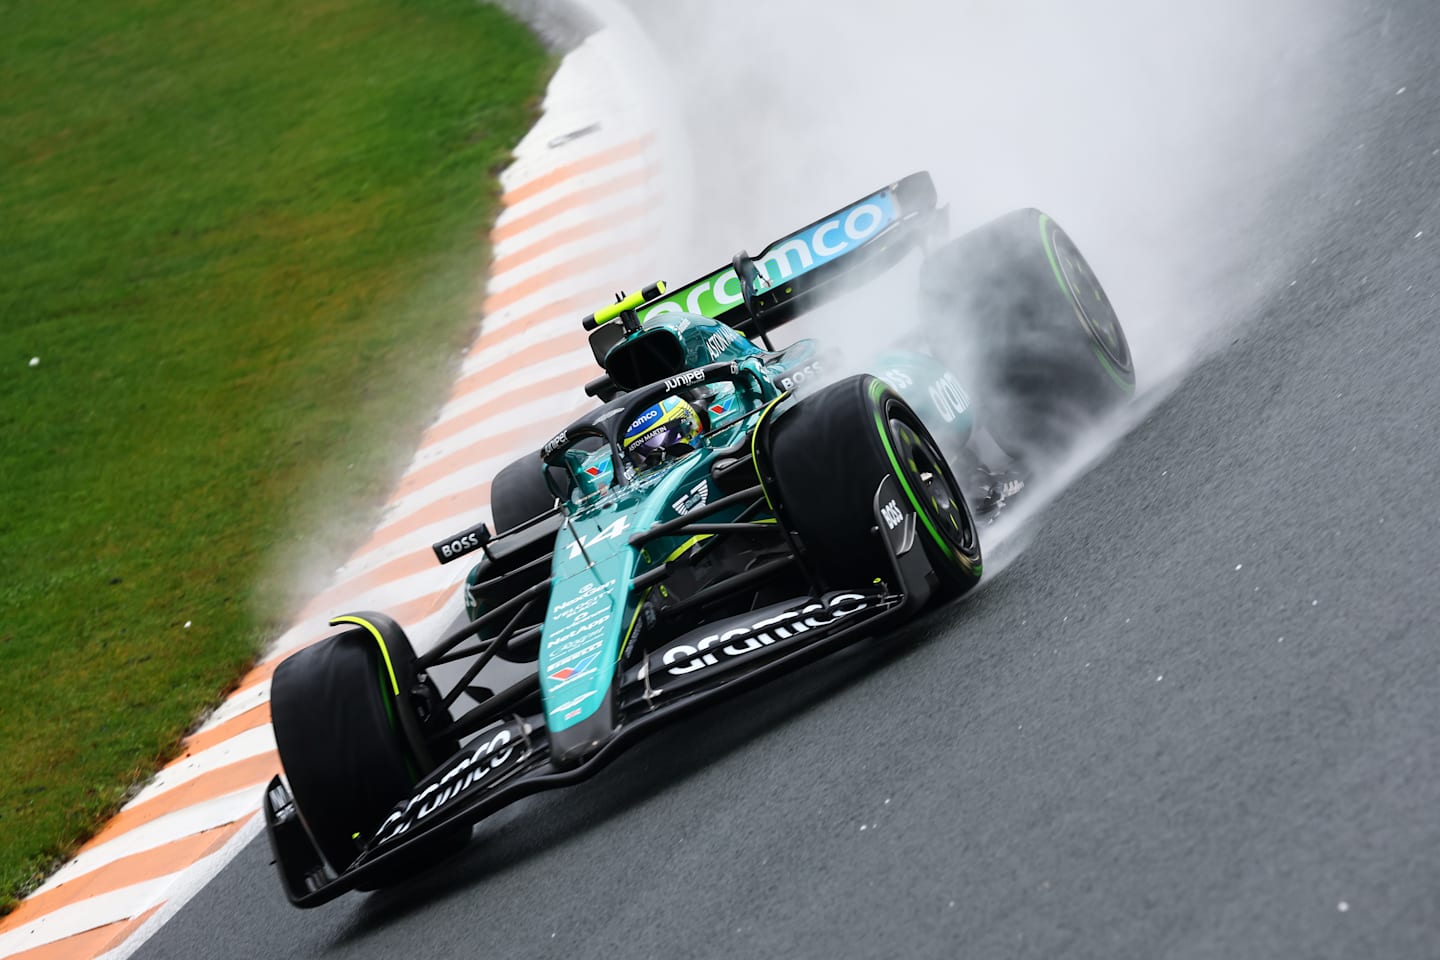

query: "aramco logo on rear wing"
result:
(638, 193), (897, 322)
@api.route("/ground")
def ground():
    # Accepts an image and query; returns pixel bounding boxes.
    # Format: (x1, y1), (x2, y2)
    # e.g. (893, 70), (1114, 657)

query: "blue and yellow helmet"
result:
(622, 396), (702, 468)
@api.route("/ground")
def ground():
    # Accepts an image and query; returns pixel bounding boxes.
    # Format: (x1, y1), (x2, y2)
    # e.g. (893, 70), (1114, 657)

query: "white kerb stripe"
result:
(0, 873), (179, 958)
(38, 789), (263, 894)
(89, 817), (264, 960)
(126, 726), (277, 806)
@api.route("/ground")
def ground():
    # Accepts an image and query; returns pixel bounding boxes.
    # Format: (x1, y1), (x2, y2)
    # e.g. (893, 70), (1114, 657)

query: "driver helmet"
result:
(622, 396), (702, 469)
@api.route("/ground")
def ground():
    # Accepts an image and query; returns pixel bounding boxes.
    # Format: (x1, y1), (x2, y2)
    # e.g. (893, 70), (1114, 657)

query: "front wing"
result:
(264, 474), (936, 906)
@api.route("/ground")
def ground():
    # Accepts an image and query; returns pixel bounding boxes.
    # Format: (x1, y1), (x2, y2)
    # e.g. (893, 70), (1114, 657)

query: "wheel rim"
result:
(1051, 228), (1131, 370)
(887, 413), (977, 558)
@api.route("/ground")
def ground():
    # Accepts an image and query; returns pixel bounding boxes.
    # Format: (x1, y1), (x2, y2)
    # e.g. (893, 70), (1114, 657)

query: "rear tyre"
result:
(489, 452), (559, 534)
(762, 374), (982, 600)
(920, 208), (1133, 461)
(474, 452), (563, 660)
(271, 628), (463, 888)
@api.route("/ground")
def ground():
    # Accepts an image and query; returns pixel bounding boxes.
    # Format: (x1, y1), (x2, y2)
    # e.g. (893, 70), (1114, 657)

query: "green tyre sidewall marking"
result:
(868, 379), (980, 578)
(1037, 213), (1135, 395)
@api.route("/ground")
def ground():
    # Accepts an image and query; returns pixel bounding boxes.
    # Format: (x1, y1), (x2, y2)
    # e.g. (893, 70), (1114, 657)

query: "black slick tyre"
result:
(489, 451), (560, 534)
(762, 374), (982, 600)
(920, 208), (1133, 459)
(271, 629), (462, 887)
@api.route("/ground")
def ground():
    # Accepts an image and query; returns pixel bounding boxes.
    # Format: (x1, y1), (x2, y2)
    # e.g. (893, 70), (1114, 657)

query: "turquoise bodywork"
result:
(536, 313), (813, 745)
(481, 310), (964, 762)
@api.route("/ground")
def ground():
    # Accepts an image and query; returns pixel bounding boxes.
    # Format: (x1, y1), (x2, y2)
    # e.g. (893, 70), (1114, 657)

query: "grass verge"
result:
(0, 0), (551, 910)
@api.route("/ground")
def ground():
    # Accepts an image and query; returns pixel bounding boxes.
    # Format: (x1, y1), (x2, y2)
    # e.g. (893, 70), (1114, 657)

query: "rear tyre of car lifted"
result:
(469, 451), (566, 662)
(762, 374), (982, 600)
(920, 208), (1134, 462)
(271, 623), (464, 889)
(489, 451), (561, 534)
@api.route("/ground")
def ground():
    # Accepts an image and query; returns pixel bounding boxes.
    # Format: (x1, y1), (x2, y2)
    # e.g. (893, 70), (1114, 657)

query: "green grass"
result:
(0, 0), (550, 909)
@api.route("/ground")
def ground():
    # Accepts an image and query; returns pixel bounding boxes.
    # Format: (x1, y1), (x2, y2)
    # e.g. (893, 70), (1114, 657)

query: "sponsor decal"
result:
(878, 367), (913, 389)
(779, 360), (822, 392)
(628, 424), (667, 451)
(663, 369), (707, 391)
(542, 578), (615, 694)
(638, 193), (898, 323)
(433, 522), (490, 563)
(880, 499), (905, 530)
(548, 579), (614, 625)
(553, 690), (599, 715)
(549, 638), (603, 670)
(671, 480), (709, 516)
(928, 373), (971, 423)
(626, 407), (660, 433)
(437, 531), (482, 560)
(373, 725), (526, 844)
(586, 465), (602, 477)
(704, 326), (743, 360)
(543, 430), (568, 457)
(549, 649), (601, 682)
(659, 593), (872, 676)
(707, 391), (739, 420)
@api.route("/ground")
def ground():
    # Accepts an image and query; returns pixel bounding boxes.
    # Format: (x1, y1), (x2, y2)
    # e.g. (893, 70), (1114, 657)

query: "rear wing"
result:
(637, 171), (943, 336)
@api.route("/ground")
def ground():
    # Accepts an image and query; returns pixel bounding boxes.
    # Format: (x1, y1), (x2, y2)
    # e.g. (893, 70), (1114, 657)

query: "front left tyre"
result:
(760, 374), (982, 600)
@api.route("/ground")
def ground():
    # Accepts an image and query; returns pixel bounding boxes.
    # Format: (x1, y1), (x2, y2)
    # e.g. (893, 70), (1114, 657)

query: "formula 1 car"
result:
(262, 172), (1133, 906)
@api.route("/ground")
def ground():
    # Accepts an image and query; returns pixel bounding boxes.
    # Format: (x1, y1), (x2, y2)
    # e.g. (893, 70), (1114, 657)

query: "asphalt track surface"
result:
(141, 2), (1440, 957)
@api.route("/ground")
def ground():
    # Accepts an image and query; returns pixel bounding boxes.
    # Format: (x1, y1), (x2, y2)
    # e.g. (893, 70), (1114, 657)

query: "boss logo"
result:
(780, 361), (822, 391)
(432, 523), (490, 564)
(441, 533), (481, 558)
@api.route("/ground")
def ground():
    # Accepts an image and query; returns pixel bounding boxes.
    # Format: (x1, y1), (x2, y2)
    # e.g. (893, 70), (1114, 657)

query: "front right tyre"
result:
(271, 623), (463, 887)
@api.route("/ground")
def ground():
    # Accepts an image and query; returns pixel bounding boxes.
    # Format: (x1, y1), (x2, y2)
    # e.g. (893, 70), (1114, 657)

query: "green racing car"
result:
(261, 171), (1135, 906)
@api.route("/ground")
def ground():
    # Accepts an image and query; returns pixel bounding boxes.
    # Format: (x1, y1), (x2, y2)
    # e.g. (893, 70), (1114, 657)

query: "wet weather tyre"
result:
(490, 451), (559, 534)
(271, 631), (463, 887)
(763, 374), (982, 599)
(920, 208), (1134, 459)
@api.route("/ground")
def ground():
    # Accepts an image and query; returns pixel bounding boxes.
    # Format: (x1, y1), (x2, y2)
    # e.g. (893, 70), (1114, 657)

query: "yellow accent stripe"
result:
(665, 533), (713, 562)
(749, 393), (788, 509)
(617, 587), (652, 660)
(329, 615), (401, 696)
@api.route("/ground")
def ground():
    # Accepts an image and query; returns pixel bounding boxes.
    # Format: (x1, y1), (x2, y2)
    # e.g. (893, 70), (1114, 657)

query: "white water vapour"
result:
(629, 0), (1345, 559)
(639, 0), (1344, 373)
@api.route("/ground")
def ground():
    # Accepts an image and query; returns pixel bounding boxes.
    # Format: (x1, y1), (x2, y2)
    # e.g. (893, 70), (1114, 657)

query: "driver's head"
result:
(622, 396), (702, 469)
